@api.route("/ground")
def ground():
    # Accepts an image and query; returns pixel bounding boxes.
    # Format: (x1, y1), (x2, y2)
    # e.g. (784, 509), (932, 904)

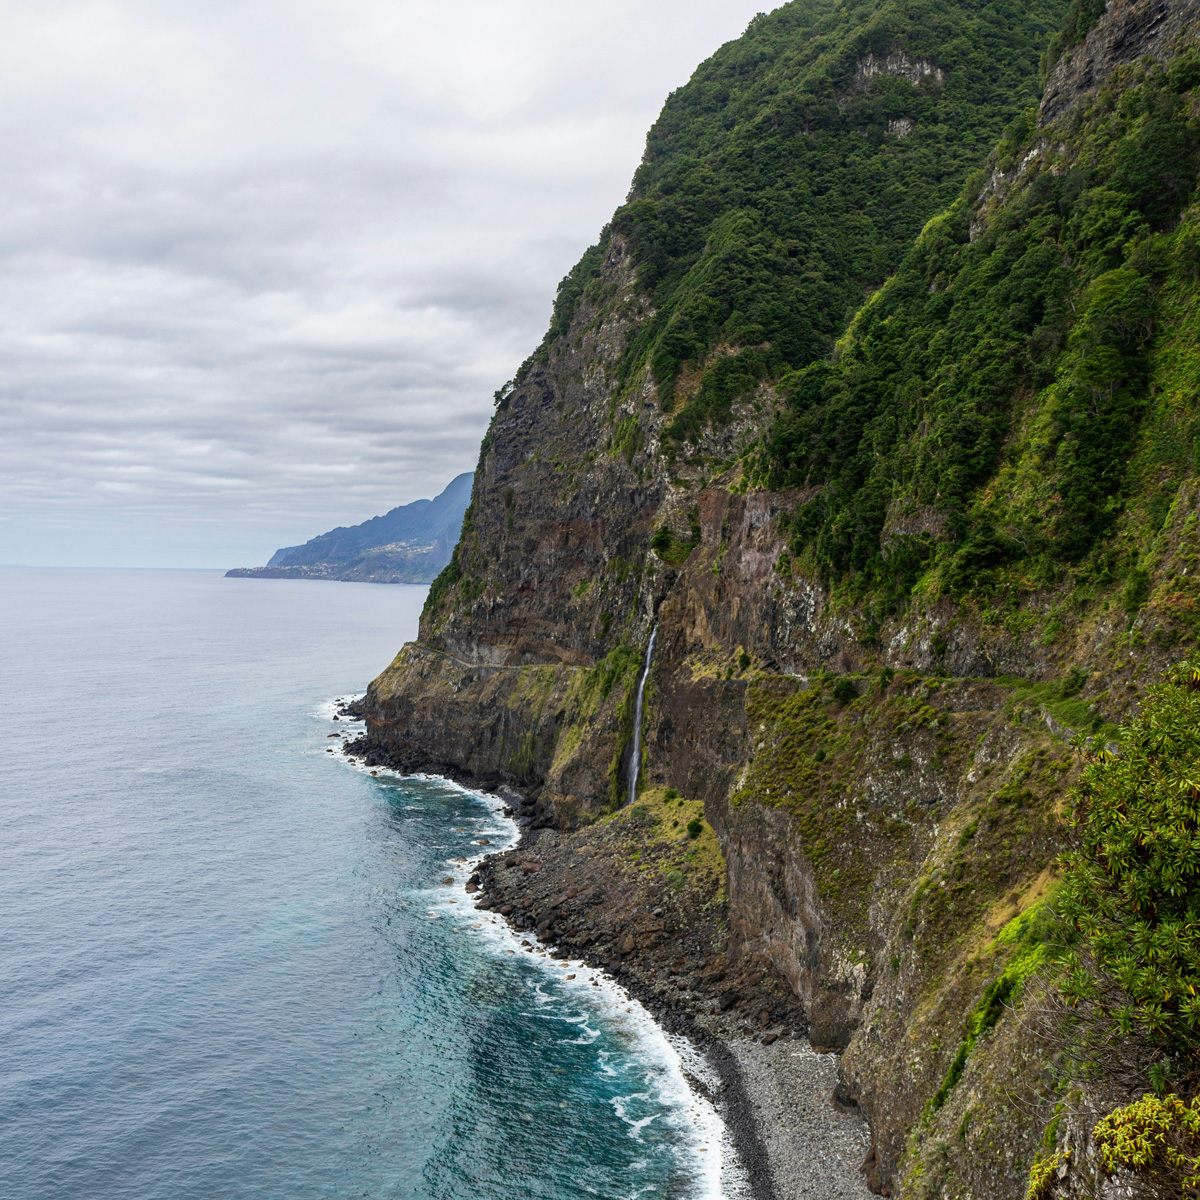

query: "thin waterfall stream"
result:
(626, 624), (658, 805)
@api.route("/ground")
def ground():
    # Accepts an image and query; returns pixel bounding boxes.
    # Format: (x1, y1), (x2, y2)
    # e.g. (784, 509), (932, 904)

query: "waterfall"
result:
(626, 624), (658, 806)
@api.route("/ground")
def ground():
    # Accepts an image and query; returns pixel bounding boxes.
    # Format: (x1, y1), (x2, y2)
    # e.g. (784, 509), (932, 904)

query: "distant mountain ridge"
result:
(226, 472), (472, 584)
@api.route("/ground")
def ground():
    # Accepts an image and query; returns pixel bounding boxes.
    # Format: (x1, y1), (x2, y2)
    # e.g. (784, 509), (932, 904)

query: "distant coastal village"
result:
(227, 473), (472, 584)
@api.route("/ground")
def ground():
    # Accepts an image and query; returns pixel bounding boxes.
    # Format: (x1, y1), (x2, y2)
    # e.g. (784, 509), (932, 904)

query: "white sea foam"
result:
(320, 696), (751, 1199)
(566, 1019), (602, 1046)
(611, 1092), (659, 1141)
(622, 1184), (661, 1200)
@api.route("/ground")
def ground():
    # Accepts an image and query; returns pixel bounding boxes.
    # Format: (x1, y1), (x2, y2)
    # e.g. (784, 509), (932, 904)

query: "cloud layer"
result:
(0, 0), (773, 566)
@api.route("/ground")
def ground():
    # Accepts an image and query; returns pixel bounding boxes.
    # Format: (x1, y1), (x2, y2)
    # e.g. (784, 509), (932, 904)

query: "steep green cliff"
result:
(760, 37), (1200, 620)
(569, 0), (1066, 439)
(361, 1), (1200, 1196)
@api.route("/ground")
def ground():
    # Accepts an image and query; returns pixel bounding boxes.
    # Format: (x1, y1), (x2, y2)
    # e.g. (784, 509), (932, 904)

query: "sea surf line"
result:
(0, 568), (744, 1200)
(327, 696), (750, 1199)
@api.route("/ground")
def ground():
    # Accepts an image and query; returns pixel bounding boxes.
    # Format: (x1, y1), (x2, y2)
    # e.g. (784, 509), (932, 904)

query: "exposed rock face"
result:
(360, 2), (1200, 1195)
(1040, 0), (1200, 123)
(855, 53), (945, 86)
(429, 237), (655, 665)
(463, 786), (808, 1041)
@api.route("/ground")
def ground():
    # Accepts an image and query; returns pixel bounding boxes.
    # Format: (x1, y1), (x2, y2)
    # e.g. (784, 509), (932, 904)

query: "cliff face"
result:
(363, 1), (1200, 1196)
(1040, 0), (1200, 122)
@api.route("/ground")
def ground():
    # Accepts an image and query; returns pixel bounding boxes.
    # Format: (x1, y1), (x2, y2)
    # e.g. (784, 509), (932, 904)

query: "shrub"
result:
(422, 559), (461, 619)
(1024, 1151), (1067, 1200)
(686, 818), (703, 839)
(1059, 667), (1087, 698)
(833, 678), (859, 705)
(650, 525), (699, 566)
(1123, 566), (1151, 615)
(1060, 656), (1200, 1053)
(1093, 1094), (1200, 1194)
(1168, 49), (1200, 94)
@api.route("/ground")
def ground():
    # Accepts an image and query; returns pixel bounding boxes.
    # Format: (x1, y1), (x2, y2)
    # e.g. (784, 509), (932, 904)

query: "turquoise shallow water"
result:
(0, 568), (736, 1199)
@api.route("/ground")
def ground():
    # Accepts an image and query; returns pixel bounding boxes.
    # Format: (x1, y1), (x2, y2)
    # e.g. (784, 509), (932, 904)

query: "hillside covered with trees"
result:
(359, 1), (1200, 1196)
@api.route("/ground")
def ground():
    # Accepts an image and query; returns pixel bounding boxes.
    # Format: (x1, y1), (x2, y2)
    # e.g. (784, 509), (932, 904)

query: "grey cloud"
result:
(0, 0), (774, 567)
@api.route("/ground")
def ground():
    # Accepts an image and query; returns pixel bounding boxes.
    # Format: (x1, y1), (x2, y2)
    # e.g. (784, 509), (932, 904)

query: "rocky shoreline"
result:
(465, 825), (874, 1200)
(342, 718), (871, 1200)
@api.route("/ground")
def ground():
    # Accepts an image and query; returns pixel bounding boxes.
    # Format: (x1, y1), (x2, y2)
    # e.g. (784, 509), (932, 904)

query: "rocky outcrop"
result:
(464, 786), (808, 1041)
(1040, 0), (1200, 123)
(855, 54), (945, 87)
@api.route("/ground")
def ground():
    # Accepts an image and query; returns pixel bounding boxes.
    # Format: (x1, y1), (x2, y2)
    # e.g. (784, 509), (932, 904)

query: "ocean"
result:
(0, 567), (742, 1199)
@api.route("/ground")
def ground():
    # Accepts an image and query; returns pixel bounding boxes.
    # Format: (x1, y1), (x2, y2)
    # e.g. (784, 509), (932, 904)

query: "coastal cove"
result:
(0, 567), (810, 1200)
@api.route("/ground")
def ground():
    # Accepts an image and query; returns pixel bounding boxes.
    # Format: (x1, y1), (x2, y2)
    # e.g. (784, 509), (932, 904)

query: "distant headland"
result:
(226, 472), (472, 584)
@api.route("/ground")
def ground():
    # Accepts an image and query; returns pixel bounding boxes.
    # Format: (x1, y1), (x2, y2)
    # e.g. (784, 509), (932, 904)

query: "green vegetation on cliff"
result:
(1010, 655), (1200, 1200)
(733, 671), (1067, 946)
(1090, 1092), (1200, 1196)
(524, 0), (1067, 440)
(760, 52), (1200, 616)
(1062, 658), (1200, 1056)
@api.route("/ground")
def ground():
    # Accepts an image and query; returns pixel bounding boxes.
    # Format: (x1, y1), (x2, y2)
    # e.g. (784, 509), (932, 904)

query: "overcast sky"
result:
(0, 0), (776, 568)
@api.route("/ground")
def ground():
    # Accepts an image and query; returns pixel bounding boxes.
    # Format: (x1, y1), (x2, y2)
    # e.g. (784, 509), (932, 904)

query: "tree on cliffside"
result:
(1061, 657), (1200, 1063)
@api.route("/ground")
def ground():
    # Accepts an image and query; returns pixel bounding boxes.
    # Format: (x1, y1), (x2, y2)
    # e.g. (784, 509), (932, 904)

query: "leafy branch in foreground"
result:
(1059, 657), (1200, 1057)
(1093, 1093), (1200, 1197)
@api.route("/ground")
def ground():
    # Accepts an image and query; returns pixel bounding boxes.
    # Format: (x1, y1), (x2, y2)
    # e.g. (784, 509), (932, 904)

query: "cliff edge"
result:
(359, 0), (1200, 1195)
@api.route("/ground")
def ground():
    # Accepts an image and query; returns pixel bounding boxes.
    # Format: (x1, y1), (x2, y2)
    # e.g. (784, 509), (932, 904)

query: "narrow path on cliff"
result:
(411, 642), (589, 672)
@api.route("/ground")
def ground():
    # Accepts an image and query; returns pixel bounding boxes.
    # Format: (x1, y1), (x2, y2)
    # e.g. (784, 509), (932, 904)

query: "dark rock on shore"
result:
(344, 732), (806, 1039)
(471, 794), (807, 1044)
